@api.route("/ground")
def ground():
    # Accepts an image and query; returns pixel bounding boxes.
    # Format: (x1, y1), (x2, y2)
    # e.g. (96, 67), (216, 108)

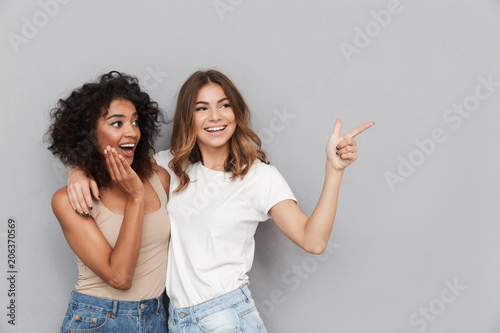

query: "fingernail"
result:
(111, 148), (116, 153)
(75, 209), (79, 214)
(336, 146), (339, 150)
(98, 195), (101, 199)
(106, 146), (111, 151)
(89, 205), (93, 211)
(80, 212), (85, 217)
(85, 213), (90, 217)
(336, 151), (339, 155)
(104, 149), (107, 154)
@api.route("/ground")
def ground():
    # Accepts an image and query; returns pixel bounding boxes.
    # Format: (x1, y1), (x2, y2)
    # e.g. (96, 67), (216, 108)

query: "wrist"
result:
(325, 161), (344, 177)
(326, 170), (344, 181)
(127, 193), (145, 205)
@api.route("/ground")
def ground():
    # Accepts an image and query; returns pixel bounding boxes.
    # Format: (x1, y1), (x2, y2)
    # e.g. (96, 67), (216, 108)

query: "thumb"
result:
(332, 119), (342, 138)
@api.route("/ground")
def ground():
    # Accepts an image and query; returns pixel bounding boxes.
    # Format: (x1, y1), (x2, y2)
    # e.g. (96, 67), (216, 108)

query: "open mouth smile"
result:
(118, 143), (136, 157)
(205, 125), (227, 135)
(205, 126), (227, 133)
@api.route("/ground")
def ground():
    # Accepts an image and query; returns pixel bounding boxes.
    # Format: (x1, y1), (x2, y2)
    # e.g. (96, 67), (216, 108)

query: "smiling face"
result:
(193, 83), (236, 155)
(95, 98), (140, 164)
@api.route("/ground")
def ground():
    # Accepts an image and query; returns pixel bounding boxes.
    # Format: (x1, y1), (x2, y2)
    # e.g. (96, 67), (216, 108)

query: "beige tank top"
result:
(75, 172), (170, 301)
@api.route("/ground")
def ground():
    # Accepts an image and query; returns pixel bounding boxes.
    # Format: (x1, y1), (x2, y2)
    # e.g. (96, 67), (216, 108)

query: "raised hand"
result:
(104, 146), (144, 199)
(326, 119), (374, 172)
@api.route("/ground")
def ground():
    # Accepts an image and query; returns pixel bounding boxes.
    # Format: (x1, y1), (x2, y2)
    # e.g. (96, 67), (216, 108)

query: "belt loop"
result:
(189, 307), (197, 324)
(241, 285), (250, 303)
(157, 295), (161, 314)
(112, 300), (119, 318)
(171, 307), (177, 325)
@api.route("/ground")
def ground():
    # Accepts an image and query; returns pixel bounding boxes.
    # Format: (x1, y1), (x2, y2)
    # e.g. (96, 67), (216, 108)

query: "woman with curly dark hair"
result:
(47, 71), (169, 332)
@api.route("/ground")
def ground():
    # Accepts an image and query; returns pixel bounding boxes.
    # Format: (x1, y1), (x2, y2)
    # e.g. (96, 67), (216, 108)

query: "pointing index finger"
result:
(344, 121), (374, 138)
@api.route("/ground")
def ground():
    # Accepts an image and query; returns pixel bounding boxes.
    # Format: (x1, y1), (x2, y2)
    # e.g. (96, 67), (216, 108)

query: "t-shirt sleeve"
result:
(153, 149), (174, 175)
(255, 165), (297, 220)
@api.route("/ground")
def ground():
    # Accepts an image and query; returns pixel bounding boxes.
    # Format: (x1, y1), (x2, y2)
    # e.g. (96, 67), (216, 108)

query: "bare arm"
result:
(67, 156), (160, 216)
(270, 120), (374, 254)
(53, 148), (145, 289)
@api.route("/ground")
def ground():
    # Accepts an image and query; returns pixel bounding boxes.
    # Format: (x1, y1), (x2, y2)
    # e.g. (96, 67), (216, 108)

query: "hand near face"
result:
(326, 119), (374, 172)
(104, 146), (144, 199)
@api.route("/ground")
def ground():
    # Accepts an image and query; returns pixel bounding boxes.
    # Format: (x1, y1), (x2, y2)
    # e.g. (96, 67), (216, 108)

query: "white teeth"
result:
(205, 126), (226, 132)
(119, 144), (135, 148)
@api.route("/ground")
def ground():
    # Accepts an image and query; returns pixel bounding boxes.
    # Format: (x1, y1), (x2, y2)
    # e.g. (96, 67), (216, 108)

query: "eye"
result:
(195, 106), (207, 112)
(220, 103), (231, 109)
(111, 121), (122, 127)
(132, 119), (140, 126)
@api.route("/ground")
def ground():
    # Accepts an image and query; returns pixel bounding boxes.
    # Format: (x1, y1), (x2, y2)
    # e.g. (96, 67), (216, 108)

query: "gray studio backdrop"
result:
(1, 0), (499, 332)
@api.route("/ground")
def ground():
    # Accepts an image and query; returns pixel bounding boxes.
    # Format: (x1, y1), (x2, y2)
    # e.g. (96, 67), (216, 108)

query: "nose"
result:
(124, 122), (139, 138)
(207, 107), (222, 122)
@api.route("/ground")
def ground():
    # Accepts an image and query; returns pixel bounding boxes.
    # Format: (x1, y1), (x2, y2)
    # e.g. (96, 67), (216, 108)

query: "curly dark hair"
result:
(47, 71), (165, 188)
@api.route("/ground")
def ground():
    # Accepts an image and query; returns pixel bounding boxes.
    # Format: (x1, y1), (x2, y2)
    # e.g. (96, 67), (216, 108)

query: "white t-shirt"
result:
(154, 149), (296, 308)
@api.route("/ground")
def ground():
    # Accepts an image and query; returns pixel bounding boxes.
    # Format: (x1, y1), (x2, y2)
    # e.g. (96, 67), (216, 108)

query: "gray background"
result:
(1, 0), (500, 332)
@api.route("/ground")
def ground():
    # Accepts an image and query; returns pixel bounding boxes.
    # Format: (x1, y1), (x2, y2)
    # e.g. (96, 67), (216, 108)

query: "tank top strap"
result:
(148, 171), (168, 206)
(89, 196), (110, 223)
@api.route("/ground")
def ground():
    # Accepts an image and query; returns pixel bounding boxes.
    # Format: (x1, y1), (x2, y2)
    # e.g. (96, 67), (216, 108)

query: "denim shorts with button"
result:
(168, 284), (268, 333)
(60, 290), (168, 333)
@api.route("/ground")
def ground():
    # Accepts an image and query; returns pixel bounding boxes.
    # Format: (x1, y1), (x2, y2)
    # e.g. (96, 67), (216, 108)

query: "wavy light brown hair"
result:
(170, 69), (268, 193)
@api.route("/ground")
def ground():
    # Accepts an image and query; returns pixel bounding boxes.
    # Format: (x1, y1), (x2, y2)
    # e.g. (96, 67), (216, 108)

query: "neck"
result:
(108, 181), (130, 195)
(199, 146), (229, 171)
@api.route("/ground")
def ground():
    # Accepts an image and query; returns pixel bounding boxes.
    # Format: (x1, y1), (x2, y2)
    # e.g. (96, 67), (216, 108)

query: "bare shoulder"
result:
(152, 164), (170, 194)
(51, 187), (70, 213)
(51, 187), (89, 228)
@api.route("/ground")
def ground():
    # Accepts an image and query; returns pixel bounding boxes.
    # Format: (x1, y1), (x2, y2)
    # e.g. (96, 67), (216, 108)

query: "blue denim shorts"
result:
(61, 290), (168, 332)
(168, 284), (268, 333)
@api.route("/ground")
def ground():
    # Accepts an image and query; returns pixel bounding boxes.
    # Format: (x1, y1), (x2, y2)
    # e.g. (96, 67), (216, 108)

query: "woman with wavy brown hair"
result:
(168, 70), (268, 193)
(68, 69), (373, 332)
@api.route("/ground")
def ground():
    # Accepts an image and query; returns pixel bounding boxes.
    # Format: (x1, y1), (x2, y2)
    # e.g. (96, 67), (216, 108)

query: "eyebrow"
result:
(195, 98), (229, 105)
(106, 112), (138, 120)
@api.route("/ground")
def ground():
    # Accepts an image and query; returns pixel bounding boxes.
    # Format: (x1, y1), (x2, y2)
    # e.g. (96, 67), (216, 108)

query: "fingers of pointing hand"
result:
(336, 145), (357, 156)
(344, 121), (374, 139)
(336, 120), (373, 151)
(332, 119), (342, 138)
(336, 137), (357, 150)
(338, 152), (357, 161)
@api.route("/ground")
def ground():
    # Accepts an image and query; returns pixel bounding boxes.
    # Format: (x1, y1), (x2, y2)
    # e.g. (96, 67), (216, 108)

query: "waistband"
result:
(169, 284), (252, 325)
(69, 290), (163, 317)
